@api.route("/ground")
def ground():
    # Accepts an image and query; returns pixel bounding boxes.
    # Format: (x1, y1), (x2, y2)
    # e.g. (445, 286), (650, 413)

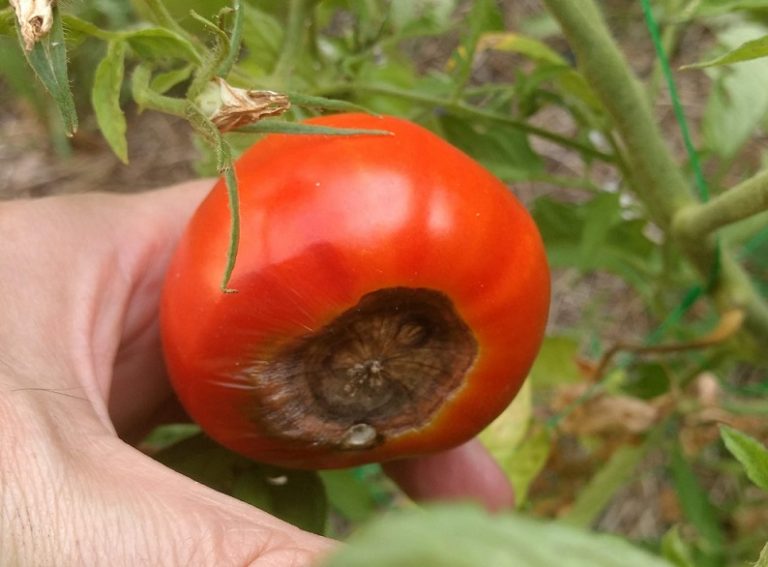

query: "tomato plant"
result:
(160, 113), (550, 469)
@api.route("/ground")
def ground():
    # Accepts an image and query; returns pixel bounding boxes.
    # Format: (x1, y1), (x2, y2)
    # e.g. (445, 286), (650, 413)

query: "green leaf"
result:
(479, 32), (566, 65)
(503, 426), (552, 506)
(141, 423), (201, 452)
(150, 65), (193, 94)
(756, 541), (768, 567)
(17, 3), (78, 135)
(694, 0), (768, 17)
(389, 0), (457, 34)
(1, 7), (15, 36)
(92, 41), (128, 163)
(232, 468), (327, 535)
(154, 434), (327, 534)
(123, 27), (201, 63)
(579, 192), (621, 267)
(702, 23), (768, 158)
(479, 381), (532, 464)
(532, 195), (657, 297)
(239, 4), (283, 76)
(236, 121), (393, 137)
(321, 469), (381, 525)
(720, 425), (768, 491)
(683, 35), (768, 69)
(661, 526), (697, 567)
(669, 444), (725, 566)
(448, 0), (503, 98)
(562, 444), (647, 528)
(623, 363), (671, 399)
(62, 14), (116, 42)
(439, 113), (543, 181)
(322, 505), (674, 567)
(288, 92), (376, 114)
(528, 336), (582, 387)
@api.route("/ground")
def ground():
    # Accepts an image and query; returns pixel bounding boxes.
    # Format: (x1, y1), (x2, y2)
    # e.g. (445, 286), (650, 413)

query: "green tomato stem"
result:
(542, 0), (768, 343)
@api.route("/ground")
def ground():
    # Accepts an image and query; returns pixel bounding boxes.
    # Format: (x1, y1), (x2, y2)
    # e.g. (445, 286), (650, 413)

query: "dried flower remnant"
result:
(198, 78), (291, 133)
(10, 0), (53, 51)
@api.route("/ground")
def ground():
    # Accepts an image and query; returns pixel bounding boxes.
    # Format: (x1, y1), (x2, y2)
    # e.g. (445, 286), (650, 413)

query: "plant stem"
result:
(542, 0), (768, 343)
(675, 168), (768, 238)
(541, 0), (694, 227)
(273, 0), (311, 83)
(317, 82), (616, 163)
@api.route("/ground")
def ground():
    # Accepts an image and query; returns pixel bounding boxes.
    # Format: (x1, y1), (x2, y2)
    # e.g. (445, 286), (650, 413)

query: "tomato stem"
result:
(316, 82), (617, 165)
(542, 0), (768, 343)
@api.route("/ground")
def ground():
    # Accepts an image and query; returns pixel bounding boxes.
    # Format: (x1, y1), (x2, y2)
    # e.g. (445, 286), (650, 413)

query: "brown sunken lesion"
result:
(243, 287), (478, 451)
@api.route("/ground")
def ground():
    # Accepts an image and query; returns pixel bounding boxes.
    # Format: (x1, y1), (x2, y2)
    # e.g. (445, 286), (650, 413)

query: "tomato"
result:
(160, 113), (550, 469)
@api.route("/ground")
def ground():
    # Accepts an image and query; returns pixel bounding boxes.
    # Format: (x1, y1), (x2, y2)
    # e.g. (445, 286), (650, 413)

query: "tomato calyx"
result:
(244, 287), (478, 451)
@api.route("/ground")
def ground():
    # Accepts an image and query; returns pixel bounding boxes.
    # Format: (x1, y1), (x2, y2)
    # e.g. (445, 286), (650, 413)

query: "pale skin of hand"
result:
(0, 180), (513, 566)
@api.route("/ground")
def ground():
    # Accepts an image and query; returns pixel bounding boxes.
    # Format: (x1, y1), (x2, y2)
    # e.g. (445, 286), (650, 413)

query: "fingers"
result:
(382, 439), (515, 513)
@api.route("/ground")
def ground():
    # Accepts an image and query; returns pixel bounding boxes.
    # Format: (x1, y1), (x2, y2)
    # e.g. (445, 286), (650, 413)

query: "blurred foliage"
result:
(3, 0), (768, 565)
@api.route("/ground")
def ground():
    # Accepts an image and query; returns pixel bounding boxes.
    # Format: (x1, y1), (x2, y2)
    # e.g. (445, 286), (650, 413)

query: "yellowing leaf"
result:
(480, 380), (532, 464)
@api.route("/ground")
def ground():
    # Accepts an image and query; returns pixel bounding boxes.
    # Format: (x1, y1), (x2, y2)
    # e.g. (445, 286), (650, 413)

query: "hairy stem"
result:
(675, 168), (768, 238)
(542, 0), (768, 342)
(317, 82), (616, 163)
(541, 0), (694, 226)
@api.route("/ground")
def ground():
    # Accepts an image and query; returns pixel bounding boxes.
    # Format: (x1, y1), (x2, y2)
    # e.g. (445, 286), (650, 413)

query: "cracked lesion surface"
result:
(243, 287), (478, 451)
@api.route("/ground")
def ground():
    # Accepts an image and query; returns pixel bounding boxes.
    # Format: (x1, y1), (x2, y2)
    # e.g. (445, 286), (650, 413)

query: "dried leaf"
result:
(10, 0), (52, 51)
(198, 77), (290, 132)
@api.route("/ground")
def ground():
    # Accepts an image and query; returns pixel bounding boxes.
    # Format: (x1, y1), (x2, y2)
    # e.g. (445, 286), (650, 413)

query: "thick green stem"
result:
(675, 169), (768, 239)
(541, 0), (694, 227)
(542, 0), (768, 343)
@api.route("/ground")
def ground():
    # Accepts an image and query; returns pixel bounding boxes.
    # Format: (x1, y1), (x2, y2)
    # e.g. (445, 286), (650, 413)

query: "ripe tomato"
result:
(160, 113), (550, 469)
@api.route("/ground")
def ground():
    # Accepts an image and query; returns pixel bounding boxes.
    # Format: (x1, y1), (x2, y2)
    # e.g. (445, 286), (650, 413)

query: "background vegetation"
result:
(2, 0), (768, 565)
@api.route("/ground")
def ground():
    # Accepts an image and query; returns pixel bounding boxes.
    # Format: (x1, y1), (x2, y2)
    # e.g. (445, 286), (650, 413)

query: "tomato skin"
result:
(160, 113), (550, 469)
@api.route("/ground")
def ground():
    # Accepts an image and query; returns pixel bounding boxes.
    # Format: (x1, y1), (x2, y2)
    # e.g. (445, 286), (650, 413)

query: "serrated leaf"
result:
(92, 40), (128, 163)
(720, 425), (768, 491)
(124, 27), (201, 63)
(154, 434), (327, 534)
(322, 505), (674, 567)
(562, 445), (647, 528)
(17, 3), (77, 135)
(683, 35), (768, 69)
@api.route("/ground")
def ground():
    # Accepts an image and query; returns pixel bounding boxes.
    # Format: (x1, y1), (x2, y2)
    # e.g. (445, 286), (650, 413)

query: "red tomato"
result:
(160, 113), (550, 469)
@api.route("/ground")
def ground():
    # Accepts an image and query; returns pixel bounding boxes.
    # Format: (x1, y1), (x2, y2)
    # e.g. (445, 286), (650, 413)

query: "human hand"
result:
(0, 180), (513, 565)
